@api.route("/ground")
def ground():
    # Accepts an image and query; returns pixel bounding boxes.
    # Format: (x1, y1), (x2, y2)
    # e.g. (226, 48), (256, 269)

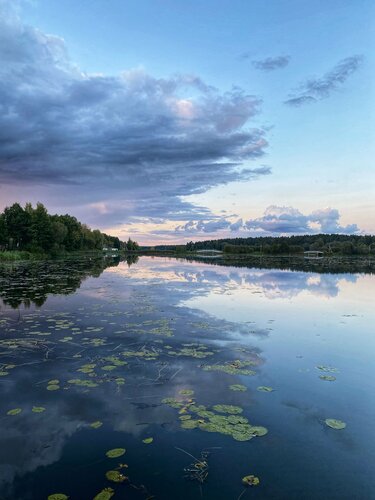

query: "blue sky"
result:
(1, 0), (374, 243)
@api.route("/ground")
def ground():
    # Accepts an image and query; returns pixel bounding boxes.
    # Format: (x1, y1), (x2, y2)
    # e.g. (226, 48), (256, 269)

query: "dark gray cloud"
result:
(252, 55), (290, 71)
(0, 2), (269, 224)
(285, 55), (363, 106)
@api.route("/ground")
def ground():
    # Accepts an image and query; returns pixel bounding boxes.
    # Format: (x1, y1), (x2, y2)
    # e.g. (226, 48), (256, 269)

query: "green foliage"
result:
(185, 234), (375, 256)
(0, 202), (137, 255)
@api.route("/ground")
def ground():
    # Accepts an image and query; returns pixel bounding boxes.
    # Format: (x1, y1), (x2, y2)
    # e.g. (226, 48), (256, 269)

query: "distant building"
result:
(304, 250), (324, 259)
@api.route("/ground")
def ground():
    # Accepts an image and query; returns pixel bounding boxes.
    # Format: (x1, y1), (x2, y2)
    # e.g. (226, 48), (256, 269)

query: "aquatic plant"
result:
(179, 389), (194, 396)
(7, 408), (22, 416)
(68, 378), (99, 388)
(212, 404), (243, 414)
(242, 475), (260, 486)
(325, 419), (346, 430)
(229, 384), (247, 391)
(257, 386), (274, 392)
(203, 360), (256, 376)
(93, 488), (114, 500)
(90, 421), (103, 429)
(316, 365), (339, 373)
(106, 448), (126, 458)
(105, 470), (128, 483)
(32, 406), (46, 413)
(142, 437), (153, 444)
(162, 397), (267, 441)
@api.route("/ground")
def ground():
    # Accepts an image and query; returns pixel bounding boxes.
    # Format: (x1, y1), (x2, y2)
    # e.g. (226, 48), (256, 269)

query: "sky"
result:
(0, 0), (374, 244)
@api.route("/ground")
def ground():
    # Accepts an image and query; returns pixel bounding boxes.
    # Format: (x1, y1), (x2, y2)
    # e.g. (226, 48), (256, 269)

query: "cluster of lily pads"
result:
(162, 393), (268, 442)
(316, 365), (339, 382)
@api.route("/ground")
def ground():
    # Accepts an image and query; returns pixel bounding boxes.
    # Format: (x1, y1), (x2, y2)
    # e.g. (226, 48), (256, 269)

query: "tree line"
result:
(0, 202), (139, 254)
(185, 234), (375, 256)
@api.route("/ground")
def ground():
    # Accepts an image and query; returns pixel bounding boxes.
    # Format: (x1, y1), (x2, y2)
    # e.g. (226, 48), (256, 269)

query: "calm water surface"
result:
(0, 256), (374, 500)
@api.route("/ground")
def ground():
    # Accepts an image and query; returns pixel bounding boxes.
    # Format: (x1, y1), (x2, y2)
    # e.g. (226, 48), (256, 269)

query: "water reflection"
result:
(0, 257), (374, 499)
(0, 257), (121, 309)
(0, 256), (368, 311)
(110, 257), (359, 299)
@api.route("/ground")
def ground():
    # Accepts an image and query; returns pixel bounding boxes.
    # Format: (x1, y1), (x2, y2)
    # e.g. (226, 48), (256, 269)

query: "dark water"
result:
(0, 256), (374, 500)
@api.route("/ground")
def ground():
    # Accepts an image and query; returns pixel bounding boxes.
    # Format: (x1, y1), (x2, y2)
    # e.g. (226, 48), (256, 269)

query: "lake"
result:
(0, 256), (374, 500)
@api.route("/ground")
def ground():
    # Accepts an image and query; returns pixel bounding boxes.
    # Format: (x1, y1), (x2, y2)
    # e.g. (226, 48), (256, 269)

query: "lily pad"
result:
(179, 389), (194, 396)
(106, 448), (126, 458)
(47, 495), (69, 500)
(229, 384), (247, 392)
(105, 470), (128, 483)
(249, 425), (268, 437)
(212, 404), (243, 414)
(203, 360), (256, 376)
(142, 437), (153, 444)
(257, 386), (274, 392)
(242, 475), (260, 486)
(319, 375), (336, 382)
(32, 406), (46, 413)
(48, 379), (60, 385)
(90, 421), (103, 429)
(181, 419), (199, 429)
(316, 365), (339, 373)
(47, 384), (60, 391)
(325, 418), (346, 430)
(7, 408), (22, 416)
(93, 488), (114, 500)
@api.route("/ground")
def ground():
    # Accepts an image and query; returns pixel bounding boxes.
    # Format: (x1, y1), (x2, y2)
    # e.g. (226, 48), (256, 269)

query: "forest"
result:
(184, 234), (375, 256)
(0, 202), (138, 256)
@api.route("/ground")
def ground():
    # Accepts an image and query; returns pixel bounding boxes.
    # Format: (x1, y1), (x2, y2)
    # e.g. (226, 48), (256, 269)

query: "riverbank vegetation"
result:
(0, 202), (138, 258)
(184, 234), (375, 256)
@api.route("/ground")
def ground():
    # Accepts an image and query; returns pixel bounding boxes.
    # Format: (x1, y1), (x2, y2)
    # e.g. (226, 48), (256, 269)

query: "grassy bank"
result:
(0, 250), (37, 261)
(0, 249), (107, 262)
